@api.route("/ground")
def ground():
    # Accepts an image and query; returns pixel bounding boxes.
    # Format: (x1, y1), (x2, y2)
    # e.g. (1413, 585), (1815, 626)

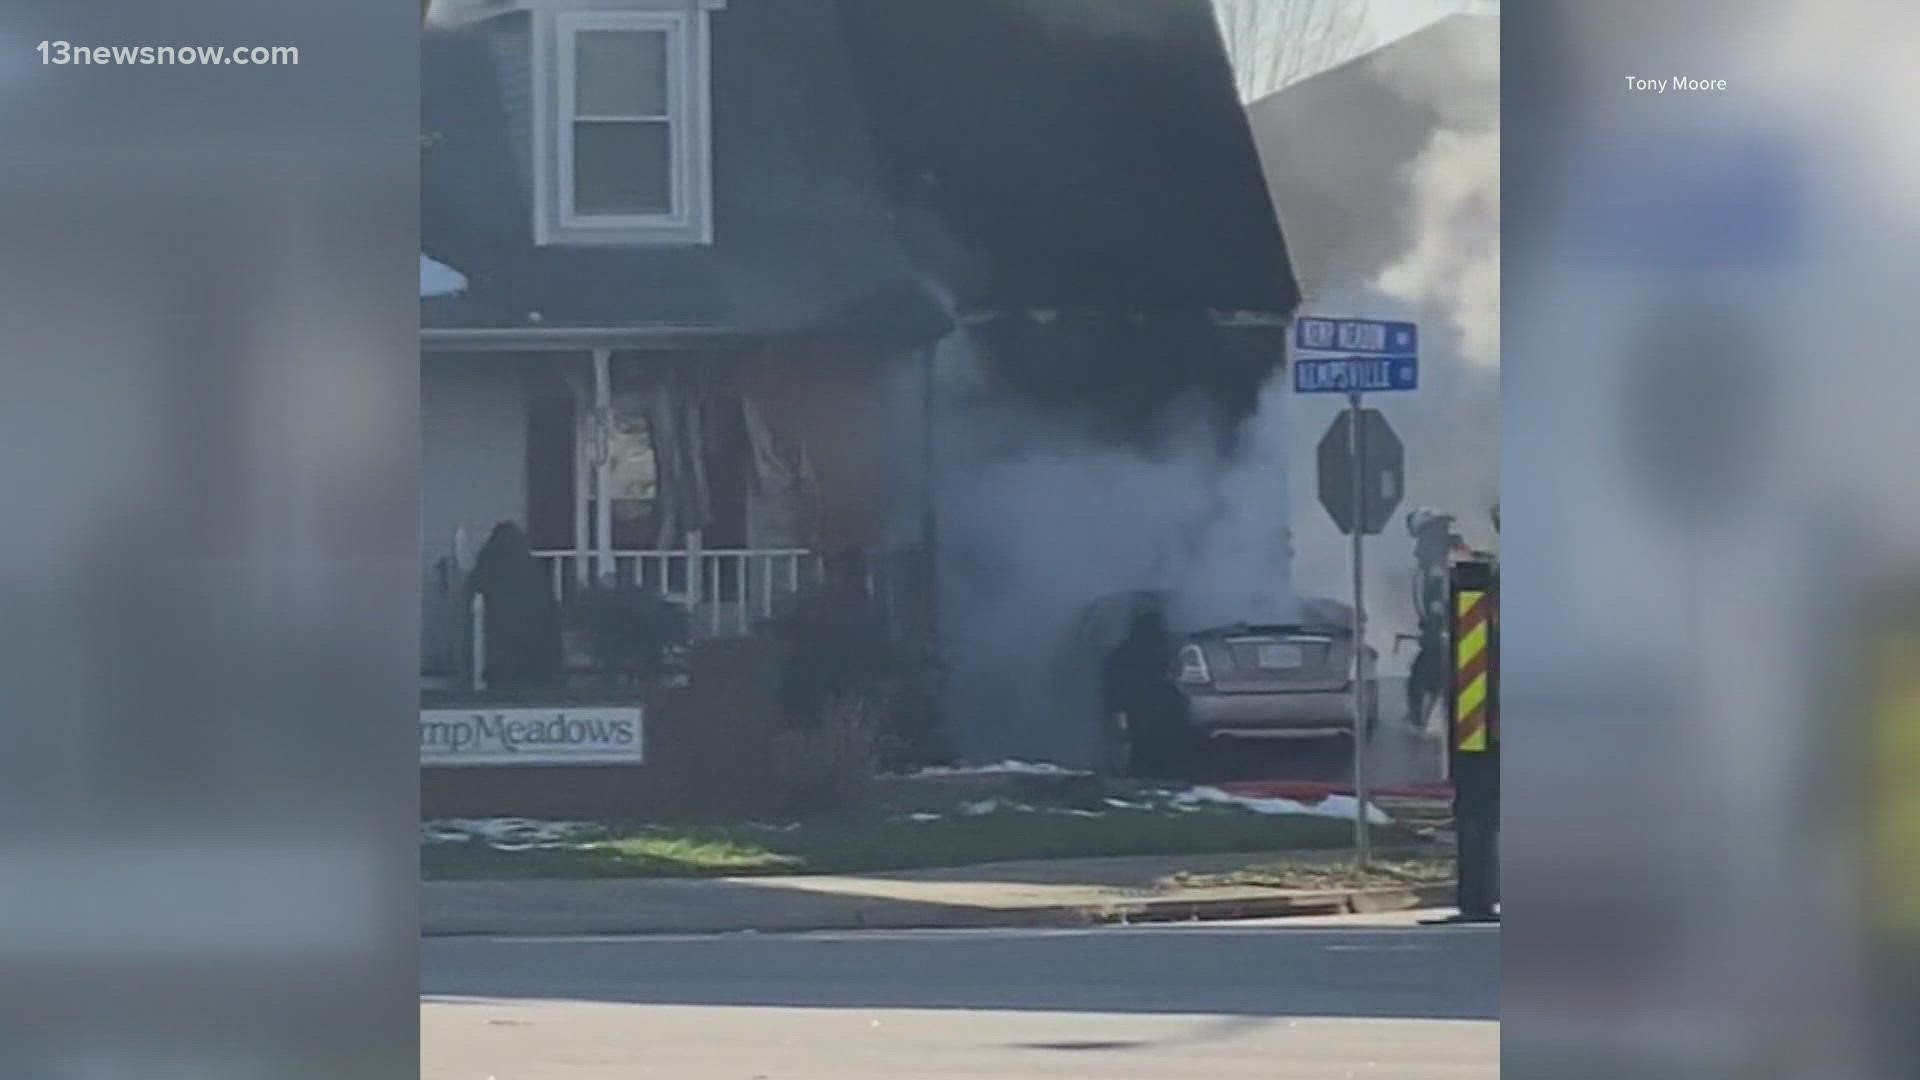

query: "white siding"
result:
(420, 354), (531, 670)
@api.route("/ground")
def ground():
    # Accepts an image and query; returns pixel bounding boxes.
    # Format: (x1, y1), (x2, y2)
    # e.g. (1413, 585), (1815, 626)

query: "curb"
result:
(1079, 882), (1454, 925)
(421, 883), (1457, 938)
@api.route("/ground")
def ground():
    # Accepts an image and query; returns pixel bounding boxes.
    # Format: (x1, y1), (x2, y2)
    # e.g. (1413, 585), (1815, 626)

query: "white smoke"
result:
(927, 16), (1499, 762)
(1378, 126), (1500, 370)
(931, 335), (1300, 767)
(1284, 16), (1501, 661)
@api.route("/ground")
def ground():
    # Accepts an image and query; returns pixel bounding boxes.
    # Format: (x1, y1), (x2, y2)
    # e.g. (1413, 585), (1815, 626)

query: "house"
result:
(420, 0), (1299, 770)
(839, 0), (1298, 446)
(421, 0), (958, 684)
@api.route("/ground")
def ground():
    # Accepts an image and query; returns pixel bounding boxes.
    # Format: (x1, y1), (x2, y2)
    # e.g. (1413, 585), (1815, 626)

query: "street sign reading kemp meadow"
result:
(420, 707), (645, 767)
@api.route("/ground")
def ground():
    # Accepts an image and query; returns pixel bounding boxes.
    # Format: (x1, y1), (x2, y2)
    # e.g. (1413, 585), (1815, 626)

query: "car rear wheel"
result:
(1112, 712), (1197, 780)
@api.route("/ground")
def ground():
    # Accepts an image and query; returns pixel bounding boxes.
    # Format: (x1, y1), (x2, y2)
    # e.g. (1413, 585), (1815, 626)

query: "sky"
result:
(1214, 0), (1497, 101)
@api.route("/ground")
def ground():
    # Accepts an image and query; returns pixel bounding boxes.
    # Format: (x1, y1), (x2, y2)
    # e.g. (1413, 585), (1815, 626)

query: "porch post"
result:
(685, 528), (706, 631)
(571, 365), (591, 588)
(592, 347), (615, 583)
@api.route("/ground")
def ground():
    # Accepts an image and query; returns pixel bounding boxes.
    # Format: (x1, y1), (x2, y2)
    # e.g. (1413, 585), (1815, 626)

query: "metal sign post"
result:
(1296, 316), (1419, 872)
(1346, 390), (1370, 867)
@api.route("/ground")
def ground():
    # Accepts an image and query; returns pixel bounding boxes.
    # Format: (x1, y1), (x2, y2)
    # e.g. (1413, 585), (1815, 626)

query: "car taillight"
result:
(1175, 644), (1211, 685)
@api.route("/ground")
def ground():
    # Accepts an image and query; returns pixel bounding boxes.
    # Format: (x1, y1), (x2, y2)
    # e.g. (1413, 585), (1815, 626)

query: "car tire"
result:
(1124, 719), (1195, 780)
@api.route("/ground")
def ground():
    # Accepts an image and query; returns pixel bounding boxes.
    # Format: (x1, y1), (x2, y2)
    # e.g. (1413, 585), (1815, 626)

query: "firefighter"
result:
(1404, 508), (1463, 732)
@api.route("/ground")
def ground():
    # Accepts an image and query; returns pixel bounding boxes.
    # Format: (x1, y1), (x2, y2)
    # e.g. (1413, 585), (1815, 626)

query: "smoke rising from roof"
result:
(925, 15), (1499, 763)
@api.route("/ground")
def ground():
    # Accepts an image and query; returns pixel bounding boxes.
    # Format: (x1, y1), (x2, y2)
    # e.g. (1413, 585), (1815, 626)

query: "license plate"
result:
(1256, 643), (1305, 670)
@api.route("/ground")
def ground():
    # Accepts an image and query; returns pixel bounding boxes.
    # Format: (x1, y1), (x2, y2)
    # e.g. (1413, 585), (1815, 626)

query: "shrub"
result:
(770, 559), (948, 774)
(768, 690), (878, 817)
(570, 580), (690, 689)
(866, 644), (949, 773)
(467, 521), (562, 693)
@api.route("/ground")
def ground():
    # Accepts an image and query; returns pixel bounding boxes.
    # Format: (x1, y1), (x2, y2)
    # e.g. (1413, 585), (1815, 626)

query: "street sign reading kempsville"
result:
(1294, 354), (1419, 394)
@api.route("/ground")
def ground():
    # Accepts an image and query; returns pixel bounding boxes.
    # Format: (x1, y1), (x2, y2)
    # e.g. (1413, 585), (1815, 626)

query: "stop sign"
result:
(1318, 408), (1404, 536)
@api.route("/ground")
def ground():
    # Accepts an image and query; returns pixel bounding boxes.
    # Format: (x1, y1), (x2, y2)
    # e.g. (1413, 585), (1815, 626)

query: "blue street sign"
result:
(1294, 355), (1419, 394)
(1294, 317), (1418, 356)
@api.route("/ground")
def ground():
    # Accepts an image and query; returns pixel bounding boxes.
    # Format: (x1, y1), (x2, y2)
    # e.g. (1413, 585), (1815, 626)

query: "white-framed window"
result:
(535, 4), (715, 246)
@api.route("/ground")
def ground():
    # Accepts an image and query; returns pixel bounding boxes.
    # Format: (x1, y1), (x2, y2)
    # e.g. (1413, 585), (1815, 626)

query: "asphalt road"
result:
(423, 918), (1498, 1079)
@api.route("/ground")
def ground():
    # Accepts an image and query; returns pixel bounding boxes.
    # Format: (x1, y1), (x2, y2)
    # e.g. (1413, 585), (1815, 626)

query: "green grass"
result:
(1172, 855), (1454, 892)
(421, 774), (1423, 881)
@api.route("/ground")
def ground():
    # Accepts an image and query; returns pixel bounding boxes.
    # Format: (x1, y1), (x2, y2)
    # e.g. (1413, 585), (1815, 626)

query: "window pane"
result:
(608, 408), (657, 503)
(607, 394), (657, 549)
(573, 120), (671, 215)
(574, 30), (668, 117)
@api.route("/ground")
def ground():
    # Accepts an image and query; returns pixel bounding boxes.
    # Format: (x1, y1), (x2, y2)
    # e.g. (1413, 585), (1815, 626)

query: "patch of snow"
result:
(957, 798), (1042, 816)
(421, 817), (603, 851)
(924, 800), (1103, 821)
(908, 760), (1091, 779)
(1313, 795), (1394, 827)
(1102, 798), (1152, 810)
(420, 253), (466, 298)
(1168, 786), (1393, 826)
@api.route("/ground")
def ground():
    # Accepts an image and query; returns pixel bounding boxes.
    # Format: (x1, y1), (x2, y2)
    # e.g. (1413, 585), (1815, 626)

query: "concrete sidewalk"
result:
(423, 851), (1452, 937)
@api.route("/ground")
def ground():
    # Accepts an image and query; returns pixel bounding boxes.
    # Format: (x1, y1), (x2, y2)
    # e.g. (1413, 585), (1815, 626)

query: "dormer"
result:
(435, 0), (723, 247)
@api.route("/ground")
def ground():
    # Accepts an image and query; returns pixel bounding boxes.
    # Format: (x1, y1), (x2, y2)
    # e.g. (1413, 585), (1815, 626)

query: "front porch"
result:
(421, 334), (934, 693)
(532, 544), (825, 639)
(415, 329), (939, 815)
(421, 339), (814, 678)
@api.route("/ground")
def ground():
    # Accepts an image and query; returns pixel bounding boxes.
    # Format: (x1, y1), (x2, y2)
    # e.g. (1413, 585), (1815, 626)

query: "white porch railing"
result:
(534, 547), (824, 638)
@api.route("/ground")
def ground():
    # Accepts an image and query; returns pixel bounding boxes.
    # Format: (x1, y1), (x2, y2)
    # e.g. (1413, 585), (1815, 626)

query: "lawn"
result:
(421, 773), (1426, 881)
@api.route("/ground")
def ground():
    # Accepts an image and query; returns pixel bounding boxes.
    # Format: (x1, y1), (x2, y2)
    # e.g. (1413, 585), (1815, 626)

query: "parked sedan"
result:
(1092, 593), (1381, 775)
(1171, 604), (1380, 742)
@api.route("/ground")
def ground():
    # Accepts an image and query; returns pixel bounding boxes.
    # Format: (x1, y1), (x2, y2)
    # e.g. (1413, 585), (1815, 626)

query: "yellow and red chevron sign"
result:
(1454, 588), (1493, 752)
(1868, 629), (1920, 937)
